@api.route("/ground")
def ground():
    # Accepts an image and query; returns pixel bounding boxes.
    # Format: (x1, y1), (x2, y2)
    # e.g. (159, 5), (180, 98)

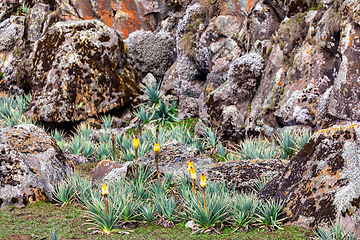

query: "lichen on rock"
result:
(27, 19), (137, 123)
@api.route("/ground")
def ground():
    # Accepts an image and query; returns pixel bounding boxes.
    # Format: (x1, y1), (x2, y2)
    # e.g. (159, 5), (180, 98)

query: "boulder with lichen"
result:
(0, 124), (73, 209)
(125, 30), (175, 80)
(260, 123), (360, 236)
(26, 19), (137, 123)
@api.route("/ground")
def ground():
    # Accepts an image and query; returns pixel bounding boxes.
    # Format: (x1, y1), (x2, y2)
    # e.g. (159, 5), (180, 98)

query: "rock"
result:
(125, 30), (175, 80)
(177, 96), (199, 119)
(56, 0), (178, 38)
(103, 141), (214, 182)
(185, 220), (199, 230)
(142, 73), (157, 87)
(203, 53), (264, 140)
(93, 159), (122, 182)
(0, 124), (73, 209)
(161, 54), (203, 99)
(246, 0), (281, 46)
(27, 4), (59, 42)
(0, 16), (25, 51)
(259, 123), (360, 236)
(327, 19), (360, 122)
(27, 20), (137, 123)
(208, 158), (288, 192)
(65, 153), (88, 165)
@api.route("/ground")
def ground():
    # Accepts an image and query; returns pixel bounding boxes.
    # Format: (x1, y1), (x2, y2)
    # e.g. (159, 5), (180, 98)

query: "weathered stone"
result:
(260, 123), (360, 236)
(125, 30), (175, 80)
(103, 141), (214, 182)
(208, 158), (288, 192)
(0, 16), (25, 51)
(203, 53), (264, 140)
(27, 3), (54, 42)
(27, 20), (137, 123)
(327, 19), (360, 121)
(0, 124), (73, 209)
(93, 159), (122, 181)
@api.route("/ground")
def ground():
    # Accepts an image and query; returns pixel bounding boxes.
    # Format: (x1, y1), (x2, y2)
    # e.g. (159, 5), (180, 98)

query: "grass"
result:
(0, 201), (314, 240)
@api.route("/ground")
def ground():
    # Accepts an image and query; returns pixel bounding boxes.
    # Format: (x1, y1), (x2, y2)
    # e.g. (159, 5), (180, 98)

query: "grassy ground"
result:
(0, 201), (315, 240)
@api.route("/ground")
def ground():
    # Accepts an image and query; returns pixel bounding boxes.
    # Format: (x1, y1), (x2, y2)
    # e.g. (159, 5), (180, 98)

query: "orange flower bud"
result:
(188, 161), (193, 171)
(102, 182), (109, 196)
(133, 137), (140, 149)
(189, 167), (196, 180)
(154, 143), (160, 153)
(200, 174), (206, 188)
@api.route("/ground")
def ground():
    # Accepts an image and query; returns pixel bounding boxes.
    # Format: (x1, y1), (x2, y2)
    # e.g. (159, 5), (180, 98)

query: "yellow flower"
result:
(154, 143), (160, 153)
(102, 182), (109, 196)
(188, 161), (193, 171)
(189, 167), (196, 180)
(133, 137), (140, 149)
(200, 174), (206, 188)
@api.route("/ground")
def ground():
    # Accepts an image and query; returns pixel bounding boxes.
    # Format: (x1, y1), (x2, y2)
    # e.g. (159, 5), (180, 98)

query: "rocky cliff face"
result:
(1, 0), (359, 131)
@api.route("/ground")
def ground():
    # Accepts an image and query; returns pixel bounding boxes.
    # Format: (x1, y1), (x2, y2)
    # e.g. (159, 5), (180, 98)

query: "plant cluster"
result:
(238, 128), (311, 160)
(314, 219), (355, 240)
(52, 165), (286, 235)
(134, 82), (179, 126)
(0, 94), (32, 127)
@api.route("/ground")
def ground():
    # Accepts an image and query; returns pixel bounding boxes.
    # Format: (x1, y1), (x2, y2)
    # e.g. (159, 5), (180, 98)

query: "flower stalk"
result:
(133, 137), (140, 180)
(154, 143), (160, 180)
(102, 182), (109, 215)
(189, 167), (197, 196)
(111, 133), (116, 162)
(200, 174), (206, 214)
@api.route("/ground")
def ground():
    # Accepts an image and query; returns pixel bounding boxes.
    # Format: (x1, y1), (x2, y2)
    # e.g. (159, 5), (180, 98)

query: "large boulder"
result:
(125, 30), (175, 80)
(0, 124), (73, 209)
(208, 158), (288, 192)
(260, 123), (360, 236)
(201, 53), (264, 140)
(27, 20), (137, 123)
(102, 141), (214, 182)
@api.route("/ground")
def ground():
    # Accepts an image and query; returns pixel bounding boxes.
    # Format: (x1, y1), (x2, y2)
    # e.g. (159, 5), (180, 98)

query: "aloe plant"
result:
(82, 141), (95, 159)
(139, 203), (156, 223)
(100, 115), (113, 129)
(231, 193), (259, 231)
(153, 99), (179, 125)
(51, 129), (66, 142)
(276, 128), (297, 158)
(68, 135), (83, 155)
(76, 123), (92, 140)
(52, 181), (75, 206)
(134, 105), (153, 125)
(140, 82), (163, 105)
(256, 199), (285, 230)
(185, 192), (229, 232)
(315, 219), (355, 240)
(83, 193), (123, 234)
